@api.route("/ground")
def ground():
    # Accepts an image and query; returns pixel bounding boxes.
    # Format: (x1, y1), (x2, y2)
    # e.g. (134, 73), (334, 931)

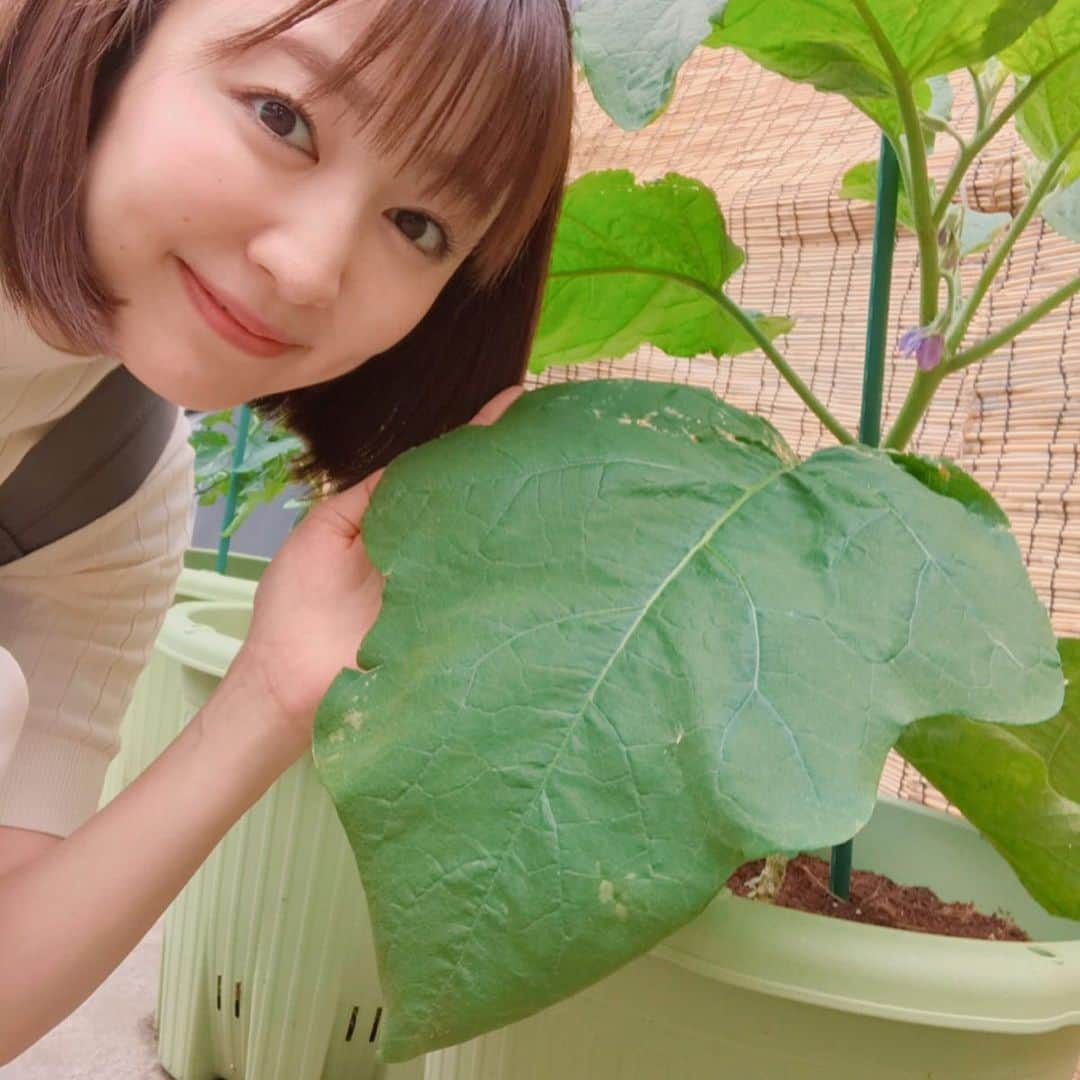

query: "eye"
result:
(389, 209), (452, 257)
(246, 92), (316, 156)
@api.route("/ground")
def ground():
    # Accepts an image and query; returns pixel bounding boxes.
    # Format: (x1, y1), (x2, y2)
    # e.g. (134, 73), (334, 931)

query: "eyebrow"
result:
(262, 33), (494, 221)
(267, 35), (376, 120)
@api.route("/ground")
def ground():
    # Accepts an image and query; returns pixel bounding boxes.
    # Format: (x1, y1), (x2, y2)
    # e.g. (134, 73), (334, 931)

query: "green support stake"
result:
(830, 134), (900, 899)
(215, 403), (252, 574)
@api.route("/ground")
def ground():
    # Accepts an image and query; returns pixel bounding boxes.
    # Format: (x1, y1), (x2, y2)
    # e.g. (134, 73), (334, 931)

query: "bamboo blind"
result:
(532, 49), (1078, 817)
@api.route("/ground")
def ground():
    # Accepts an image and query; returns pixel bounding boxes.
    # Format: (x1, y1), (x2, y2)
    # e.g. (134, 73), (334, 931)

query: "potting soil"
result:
(726, 855), (1029, 941)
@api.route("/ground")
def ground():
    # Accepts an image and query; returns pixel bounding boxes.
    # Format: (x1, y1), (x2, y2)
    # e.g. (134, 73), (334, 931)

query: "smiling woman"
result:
(1, 0), (574, 485)
(0, 0), (573, 1064)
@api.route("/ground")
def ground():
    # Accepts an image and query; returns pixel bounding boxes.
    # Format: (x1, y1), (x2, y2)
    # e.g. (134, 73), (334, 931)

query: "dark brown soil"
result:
(726, 854), (1029, 941)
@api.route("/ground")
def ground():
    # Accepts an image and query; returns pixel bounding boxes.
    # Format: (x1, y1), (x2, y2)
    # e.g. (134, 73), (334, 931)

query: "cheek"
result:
(83, 81), (259, 279)
(330, 269), (455, 371)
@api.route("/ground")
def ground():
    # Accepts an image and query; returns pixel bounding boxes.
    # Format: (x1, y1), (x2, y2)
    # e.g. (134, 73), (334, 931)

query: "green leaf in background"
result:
(530, 171), (792, 373)
(1042, 178), (1080, 241)
(572, 0), (729, 129)
(887, 453), (1011, 529)
(707, 0), (1054, 134)
(839, 162), (1009, 255)
(840, 159), (915, 229)
(927, 74), (955, 125)
(190, 427), (233, 500)
(898, 639), (1079, 919)
(1000, 1), (1080, 186)
(188, 411), (305, 537)
(958, 207), (1013, 255)
(313, 379), (1062, 1061)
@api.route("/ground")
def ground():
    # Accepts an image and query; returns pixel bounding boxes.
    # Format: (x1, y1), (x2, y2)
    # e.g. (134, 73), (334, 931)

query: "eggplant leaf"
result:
(572, 0), (729, 129)
(314, 380), (1061, 1061)
(531, 171), (792, 373)
(898, 638), (1079, 919)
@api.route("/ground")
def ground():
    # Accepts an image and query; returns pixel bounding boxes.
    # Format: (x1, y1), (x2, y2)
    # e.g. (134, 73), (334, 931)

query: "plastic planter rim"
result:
(655, 797), (1080, 1036)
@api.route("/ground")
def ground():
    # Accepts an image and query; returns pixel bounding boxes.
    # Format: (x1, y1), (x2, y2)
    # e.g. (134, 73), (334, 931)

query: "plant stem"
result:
(852, 0), (939, 325)
(886, 125), (1080, 451)
(747, 854), (789, 902)
(948, 127), (1080, 354)
(707, 287), (856, 444)
(884, 274), (1080, 450)
(935, 51), (1078, 224)
(553, 265), (856, 444)
(882, 366), (948, 450)
(967, 66), (989, 131)
(923, 114), (968, 152)
(949, 277), (1080, 371)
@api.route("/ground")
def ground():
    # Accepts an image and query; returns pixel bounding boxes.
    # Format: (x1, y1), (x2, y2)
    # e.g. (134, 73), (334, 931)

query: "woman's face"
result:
(82, 0), (495, 409)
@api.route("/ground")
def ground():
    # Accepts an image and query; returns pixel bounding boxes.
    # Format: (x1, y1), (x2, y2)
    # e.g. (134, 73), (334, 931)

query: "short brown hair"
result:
(0, 0), (574, 490)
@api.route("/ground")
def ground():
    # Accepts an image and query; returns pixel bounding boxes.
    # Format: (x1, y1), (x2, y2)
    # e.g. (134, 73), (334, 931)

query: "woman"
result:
(0, 0), (573, 1060)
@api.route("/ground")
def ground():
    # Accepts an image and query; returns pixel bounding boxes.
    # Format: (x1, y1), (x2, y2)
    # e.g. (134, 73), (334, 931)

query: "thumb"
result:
(468, 384), (525, 427)
(312, 466), (385, 539)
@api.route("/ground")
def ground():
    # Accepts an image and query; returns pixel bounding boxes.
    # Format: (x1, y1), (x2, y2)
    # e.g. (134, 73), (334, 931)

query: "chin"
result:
(119, 358), (250, 413)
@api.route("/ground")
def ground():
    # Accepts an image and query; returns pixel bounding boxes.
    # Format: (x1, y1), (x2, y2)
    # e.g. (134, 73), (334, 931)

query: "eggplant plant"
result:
(306, 0), (1079, 1062)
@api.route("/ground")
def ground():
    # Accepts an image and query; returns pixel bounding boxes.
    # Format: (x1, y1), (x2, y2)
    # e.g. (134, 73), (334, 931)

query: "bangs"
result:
(208, 0), (574, 284)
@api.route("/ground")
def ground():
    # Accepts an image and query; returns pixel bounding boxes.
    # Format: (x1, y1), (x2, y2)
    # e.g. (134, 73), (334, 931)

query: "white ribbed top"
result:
(0, 298), (195, 837)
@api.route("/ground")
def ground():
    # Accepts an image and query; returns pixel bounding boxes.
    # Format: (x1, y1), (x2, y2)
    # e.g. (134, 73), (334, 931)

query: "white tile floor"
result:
(0, 921), (168, 1079)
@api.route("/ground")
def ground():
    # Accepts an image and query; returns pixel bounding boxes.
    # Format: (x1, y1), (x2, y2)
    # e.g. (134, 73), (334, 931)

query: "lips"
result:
(188, 263), (291, 342)
(178, 259), (297, 359)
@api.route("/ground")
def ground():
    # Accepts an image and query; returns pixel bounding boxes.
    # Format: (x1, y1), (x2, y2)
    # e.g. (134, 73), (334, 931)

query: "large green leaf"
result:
(898, 639), (1079, 919)
(707, 0), (1052, 90)
(530, 171), (792, 373)
(707, 0), (1054, 140)
(314, 380), (1062, 1061)
(572, 0), (729, 129)
(1000, 1), (1080, 186)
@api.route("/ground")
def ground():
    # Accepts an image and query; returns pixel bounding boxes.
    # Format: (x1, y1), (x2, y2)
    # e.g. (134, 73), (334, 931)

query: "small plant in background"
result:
(189, 409), (308, 539)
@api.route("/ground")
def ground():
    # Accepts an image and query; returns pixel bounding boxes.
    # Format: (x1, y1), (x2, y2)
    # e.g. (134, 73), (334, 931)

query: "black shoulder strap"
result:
(0, 365), (178, 566)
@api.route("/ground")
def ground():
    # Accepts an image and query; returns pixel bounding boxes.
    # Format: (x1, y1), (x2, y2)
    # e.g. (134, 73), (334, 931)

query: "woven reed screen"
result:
(530, 49), (1078, 815)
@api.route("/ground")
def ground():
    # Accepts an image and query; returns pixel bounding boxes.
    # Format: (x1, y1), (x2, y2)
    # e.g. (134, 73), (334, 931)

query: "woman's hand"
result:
(231, 386), (524, 754)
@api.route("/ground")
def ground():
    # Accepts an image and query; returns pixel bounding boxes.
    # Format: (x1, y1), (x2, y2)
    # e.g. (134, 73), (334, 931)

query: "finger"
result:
(468, 384), (525, 428)
(318, 466), (386, 535)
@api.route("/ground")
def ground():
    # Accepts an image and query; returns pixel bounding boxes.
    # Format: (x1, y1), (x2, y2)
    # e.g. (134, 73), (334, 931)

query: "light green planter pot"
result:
(154, 602), (421, 1080)
(426, 797), (1080, 1079)
(98, 549), (268, 808)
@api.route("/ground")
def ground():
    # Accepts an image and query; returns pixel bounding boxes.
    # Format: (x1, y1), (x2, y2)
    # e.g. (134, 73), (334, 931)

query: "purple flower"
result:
(898, 327), (945, 372)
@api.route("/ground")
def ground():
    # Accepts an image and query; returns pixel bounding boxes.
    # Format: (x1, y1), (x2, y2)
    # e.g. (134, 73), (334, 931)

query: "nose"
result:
(246, 190), (363, 309)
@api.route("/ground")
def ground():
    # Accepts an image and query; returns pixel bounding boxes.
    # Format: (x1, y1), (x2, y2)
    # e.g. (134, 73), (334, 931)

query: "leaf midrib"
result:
(419, 455), (796, 1025)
